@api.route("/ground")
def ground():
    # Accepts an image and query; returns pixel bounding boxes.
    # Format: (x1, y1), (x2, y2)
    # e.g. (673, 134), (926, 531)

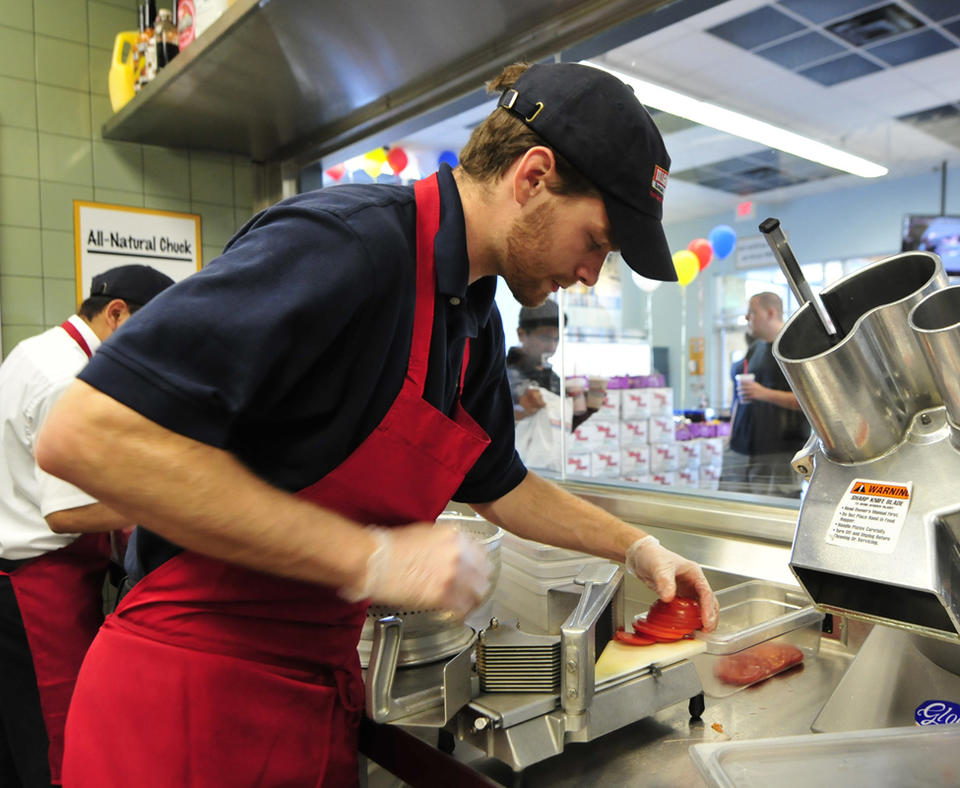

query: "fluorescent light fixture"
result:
(582, 60), (888, 179)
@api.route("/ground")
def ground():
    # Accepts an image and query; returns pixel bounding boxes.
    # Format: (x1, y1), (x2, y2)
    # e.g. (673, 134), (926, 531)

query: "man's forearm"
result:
(45, 501), (133, 534)
(36, 381), (374, 587)
(756, 386), (802, 410)
(472, 471), (648, 562)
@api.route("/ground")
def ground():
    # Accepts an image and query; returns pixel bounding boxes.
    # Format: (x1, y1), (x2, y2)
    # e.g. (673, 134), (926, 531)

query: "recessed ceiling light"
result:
(583, 61), (888, 179)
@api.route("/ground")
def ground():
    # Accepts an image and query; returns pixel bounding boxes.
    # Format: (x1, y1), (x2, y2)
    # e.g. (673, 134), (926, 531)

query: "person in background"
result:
(0, 265), (174, 788)
(720, 292), (809, 498)
(507, 299), (596, 432)
(507, 300), (561, 421)
(36, 62), (717, 786)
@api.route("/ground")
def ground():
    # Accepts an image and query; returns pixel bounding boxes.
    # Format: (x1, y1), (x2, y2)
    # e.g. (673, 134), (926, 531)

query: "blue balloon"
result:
(708, 224), (737, 260)
(438, 150), (459, 169)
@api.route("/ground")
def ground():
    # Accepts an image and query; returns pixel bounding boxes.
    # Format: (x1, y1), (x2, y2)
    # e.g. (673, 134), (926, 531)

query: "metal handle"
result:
(759, 217), (839, 340)
(366, 615), (402, 723)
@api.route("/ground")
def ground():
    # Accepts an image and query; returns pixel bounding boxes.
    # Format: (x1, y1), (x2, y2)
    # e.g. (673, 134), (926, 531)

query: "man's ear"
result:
(513, 146), (557, 206)
(106, 298), (129, 328)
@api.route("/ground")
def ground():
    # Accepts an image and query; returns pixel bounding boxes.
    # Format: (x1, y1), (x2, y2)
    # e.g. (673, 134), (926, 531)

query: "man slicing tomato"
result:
(37, 62), (718, 787)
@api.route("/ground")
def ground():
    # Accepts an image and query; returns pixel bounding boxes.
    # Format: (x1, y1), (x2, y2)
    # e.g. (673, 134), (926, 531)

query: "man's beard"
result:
(502, 200), (557, 307)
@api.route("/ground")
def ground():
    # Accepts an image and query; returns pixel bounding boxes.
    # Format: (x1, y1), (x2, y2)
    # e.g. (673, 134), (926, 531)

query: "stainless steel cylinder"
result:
(774, 252), (947, 463)
(909, 286), (960, 428)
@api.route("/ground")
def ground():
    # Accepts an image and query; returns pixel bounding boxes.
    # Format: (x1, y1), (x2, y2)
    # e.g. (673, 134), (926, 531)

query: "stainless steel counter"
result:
(449, 640), (855, 787)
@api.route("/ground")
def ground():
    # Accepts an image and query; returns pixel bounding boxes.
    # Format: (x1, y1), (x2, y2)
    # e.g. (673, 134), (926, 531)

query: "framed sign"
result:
(734, 234), (778, 270)
(73, 201), (202, 305)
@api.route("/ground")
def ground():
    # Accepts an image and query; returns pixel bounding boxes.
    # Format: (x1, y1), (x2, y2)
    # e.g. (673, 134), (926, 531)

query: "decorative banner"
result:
(324, 162), (346, 181)
(74, 201), (201, 306)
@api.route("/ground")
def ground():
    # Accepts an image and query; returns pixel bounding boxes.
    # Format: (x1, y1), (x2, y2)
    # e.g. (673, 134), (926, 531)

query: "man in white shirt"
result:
(0, 264), (173, 788)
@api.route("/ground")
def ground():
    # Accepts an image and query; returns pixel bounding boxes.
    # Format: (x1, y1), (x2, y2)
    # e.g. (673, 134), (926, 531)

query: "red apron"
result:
(61, 174), (491, 787)
(1, 321), (110, 785)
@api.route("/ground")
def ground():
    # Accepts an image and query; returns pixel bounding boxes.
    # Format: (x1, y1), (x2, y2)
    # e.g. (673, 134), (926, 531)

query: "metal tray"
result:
(693, 580), (823, 655)
(690, 725), (960, 787)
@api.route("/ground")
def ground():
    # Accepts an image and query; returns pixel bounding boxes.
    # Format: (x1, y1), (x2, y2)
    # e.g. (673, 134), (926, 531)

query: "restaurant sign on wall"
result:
(73, 201), (202, 304)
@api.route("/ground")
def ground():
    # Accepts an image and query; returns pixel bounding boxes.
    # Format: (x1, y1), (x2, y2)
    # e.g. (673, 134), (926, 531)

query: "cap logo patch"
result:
(651, 165), (669, 201)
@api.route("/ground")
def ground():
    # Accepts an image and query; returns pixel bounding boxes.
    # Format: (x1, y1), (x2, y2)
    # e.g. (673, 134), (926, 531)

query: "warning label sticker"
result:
(825, 478), (913, 553)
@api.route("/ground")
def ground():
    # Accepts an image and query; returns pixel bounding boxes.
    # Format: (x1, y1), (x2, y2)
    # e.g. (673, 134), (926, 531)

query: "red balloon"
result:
(688, 238), (713, 271)
(386, 147), (408, 175)
(325, 163), (346, 181)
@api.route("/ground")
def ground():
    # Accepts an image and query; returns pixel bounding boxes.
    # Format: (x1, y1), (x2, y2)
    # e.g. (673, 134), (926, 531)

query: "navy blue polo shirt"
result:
(80, 165), (525, 521)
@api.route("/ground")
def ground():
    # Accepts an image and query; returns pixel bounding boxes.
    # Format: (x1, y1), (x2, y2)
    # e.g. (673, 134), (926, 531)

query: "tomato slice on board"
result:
(632, 615), (692, 634)
(613, 628), (657, 646)
(631, 620), (691, 641)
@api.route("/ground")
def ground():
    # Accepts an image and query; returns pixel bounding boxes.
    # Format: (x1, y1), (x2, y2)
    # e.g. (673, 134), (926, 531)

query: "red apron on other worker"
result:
(1, 524), (111, 786)
(0, 319), (112, 786)
(61, 173), (492, 787)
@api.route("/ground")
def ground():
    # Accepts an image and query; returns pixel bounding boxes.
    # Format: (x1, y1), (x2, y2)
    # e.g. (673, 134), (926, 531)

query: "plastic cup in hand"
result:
(735, 373), (755, 402)
(586, 376), (609, 409)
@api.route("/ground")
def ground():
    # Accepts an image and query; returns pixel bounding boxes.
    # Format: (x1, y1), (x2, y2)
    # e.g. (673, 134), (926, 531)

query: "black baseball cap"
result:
(497, 62), (677, 282)
(519, 299), (565, 329)
(90, 264), (175, 305)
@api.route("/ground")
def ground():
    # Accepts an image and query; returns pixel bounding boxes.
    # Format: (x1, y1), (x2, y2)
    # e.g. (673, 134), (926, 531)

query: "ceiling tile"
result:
(898, 101), (960, 125)
(866, 28), (955, 66)
(902, 0), (960, 22)
(897, 102), (960, 147)
(777, 0), (883, 25)
(943, 18), (960, 38)
(755, 30), (847, 69)
(707, 6), (806, 50)
(798, 53), (884, 85)
(827, 3), (923, 47)
(895, 48), (960, 94)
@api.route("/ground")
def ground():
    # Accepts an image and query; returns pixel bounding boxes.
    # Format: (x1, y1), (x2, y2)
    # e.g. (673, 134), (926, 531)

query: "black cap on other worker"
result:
(497, 62), (677, 282)
(519, 300), (565, 330)
(90, 265), (175, 306)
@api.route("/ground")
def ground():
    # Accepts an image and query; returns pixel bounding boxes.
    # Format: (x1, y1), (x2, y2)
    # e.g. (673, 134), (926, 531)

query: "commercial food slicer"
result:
(762, 219), (960, 732)
(362, 546), (705, 776)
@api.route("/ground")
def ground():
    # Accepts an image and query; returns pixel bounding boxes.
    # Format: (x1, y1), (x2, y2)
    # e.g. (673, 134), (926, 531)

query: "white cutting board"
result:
(594, 638), (706, 683)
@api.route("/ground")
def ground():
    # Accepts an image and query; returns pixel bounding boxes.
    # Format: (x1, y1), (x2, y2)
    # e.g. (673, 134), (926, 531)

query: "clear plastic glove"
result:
(625, 535), (719, 631)
(339, 524), (491, 618)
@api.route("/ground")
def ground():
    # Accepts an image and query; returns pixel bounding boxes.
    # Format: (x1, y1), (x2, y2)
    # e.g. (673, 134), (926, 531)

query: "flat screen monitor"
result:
(901, 214), (960, 275)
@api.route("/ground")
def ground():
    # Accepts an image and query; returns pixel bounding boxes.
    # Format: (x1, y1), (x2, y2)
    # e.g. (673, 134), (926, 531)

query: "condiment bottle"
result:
(154, 9), (179, 69)
(140, 1), (158, 88)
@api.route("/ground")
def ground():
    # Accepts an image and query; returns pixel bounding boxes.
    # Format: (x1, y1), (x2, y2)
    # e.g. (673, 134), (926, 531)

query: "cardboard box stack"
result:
(564, 374), (729, 488)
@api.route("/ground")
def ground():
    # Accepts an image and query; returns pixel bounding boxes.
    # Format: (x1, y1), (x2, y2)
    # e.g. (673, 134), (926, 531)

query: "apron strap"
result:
(60, 320), (92, 359)
(459, 339), (470, 395)
(408, 174), (441, 395)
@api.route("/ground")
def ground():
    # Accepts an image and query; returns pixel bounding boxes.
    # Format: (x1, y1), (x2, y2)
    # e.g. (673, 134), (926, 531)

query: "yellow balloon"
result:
(362, 148), (388, 178)
(672, 250), (700, 287)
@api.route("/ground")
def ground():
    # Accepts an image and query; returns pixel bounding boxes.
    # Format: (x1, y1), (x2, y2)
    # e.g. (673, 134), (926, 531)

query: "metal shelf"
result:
(102, 0), (665, 165)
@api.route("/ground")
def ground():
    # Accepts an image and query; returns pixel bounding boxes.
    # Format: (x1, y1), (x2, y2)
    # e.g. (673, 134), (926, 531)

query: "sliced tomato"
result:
(633, 615), (691, 634)
(647, 597), (702, 629)
(631, 620), (690, 641)
(613, 628), (656, 646)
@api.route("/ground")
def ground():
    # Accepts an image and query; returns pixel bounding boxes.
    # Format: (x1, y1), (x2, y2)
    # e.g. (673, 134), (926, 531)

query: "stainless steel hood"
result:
(103, 0), (674, 164)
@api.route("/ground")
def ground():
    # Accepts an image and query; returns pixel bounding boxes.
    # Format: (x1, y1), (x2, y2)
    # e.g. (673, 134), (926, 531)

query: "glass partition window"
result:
(501, 257), (730, 499)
